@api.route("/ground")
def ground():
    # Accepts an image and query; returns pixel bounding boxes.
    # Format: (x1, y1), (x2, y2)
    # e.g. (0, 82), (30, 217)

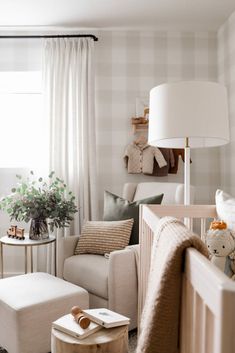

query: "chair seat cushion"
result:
(63, 254), (109, 300)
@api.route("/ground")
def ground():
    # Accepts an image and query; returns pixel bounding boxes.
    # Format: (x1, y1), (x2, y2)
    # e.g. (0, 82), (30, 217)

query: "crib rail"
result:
(139, 204), (235, 353)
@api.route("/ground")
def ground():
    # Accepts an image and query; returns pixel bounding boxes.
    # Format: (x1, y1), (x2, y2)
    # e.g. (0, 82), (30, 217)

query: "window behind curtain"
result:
(0, 39), (46, 270)
(0, 71), (48, 170)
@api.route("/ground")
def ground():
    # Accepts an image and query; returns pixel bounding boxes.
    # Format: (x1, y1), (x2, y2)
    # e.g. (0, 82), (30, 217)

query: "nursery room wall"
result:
(95, 30), (219, 214)
(0, 28), (224, 275)
(218, 10), (235, 196)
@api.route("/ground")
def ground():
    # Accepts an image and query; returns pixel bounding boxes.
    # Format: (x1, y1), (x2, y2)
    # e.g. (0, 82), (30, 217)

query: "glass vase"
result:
(29, 218), (49, 240)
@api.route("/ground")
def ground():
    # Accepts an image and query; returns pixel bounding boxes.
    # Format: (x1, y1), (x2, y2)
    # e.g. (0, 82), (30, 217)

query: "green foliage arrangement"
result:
(0, 171), (78, 232)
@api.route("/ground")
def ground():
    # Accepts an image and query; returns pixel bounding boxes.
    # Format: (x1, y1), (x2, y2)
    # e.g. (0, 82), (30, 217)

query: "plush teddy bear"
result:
(205, 220), (235, 279)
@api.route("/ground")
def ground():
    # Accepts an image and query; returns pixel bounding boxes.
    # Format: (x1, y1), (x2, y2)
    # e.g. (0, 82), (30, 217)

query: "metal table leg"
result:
(54, 240), (57, 277)
(0, 243), (3, 279)
(30, 246), (33, 273)
(25, 246), (28, 274)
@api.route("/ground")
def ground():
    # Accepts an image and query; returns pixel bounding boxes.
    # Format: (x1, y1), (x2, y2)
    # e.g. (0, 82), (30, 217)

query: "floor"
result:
(129, 329), (137, 352)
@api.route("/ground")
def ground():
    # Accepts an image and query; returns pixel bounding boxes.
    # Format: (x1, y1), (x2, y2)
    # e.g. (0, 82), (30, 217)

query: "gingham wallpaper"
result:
(95, 30), (218, 214)
(218, 11), (235, 196)
(0, 32), (223, 212)
(0, 38), (42, 70)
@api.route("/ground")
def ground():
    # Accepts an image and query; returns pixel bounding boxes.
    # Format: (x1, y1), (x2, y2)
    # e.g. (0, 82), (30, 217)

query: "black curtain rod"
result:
(0, 34), (98, 41)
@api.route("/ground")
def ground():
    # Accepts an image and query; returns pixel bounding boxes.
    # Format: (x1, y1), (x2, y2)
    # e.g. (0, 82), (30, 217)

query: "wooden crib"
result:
(138, 204), (235, 353)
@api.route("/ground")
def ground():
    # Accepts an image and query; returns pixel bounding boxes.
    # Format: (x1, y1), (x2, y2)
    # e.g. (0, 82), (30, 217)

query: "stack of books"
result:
(52, 308), (130, 340)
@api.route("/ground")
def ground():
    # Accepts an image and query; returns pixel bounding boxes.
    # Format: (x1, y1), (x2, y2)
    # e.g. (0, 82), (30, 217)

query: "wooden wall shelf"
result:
(132, 123), (148, 133)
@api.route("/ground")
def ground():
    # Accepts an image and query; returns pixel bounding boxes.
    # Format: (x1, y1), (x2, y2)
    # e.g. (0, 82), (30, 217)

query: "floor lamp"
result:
(148, 81), (230, 205)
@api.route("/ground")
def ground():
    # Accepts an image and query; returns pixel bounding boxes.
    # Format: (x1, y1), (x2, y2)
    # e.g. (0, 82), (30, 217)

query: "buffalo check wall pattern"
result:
(218, 12), (235, 196)
(94, 30), (218, 215)
(0, 32), (221, 216)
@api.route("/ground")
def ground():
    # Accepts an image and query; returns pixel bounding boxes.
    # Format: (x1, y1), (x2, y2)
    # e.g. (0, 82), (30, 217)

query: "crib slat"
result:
(187, 280), (194, 353)
(200, 218), (206, 240)
(202, 301), (207, 353)
(180, 275), (187, 353)
(190, 218), (193, 231)
(205, 307), (214, 353)
(193, 293), (204, 353)
(180, 276), (194, 353)
(139, 208), (155, 327)
(181, 291), (214, 353)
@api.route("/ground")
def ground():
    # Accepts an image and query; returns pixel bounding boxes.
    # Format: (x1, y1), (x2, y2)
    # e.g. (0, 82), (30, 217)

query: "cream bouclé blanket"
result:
(136, 217), (209, 353)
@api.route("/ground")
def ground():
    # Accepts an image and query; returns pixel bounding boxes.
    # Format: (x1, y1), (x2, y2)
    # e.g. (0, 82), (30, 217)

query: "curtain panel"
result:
(44, 37), (98, 230)
(40, 37), (98, 273)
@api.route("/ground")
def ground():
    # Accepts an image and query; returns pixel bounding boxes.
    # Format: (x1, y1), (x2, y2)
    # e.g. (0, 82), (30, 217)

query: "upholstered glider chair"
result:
(57, 182), (194, 330)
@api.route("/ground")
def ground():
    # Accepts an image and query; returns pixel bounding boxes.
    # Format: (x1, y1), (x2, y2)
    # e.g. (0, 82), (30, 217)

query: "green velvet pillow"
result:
(103, 190), (164, 245)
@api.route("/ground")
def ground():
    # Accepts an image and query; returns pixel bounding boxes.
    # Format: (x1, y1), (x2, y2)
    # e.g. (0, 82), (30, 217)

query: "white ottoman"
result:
(0, 272), (89, 353)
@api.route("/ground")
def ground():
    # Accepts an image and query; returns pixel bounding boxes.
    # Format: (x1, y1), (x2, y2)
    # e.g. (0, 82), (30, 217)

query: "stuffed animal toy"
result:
(205, 220), (235, 279)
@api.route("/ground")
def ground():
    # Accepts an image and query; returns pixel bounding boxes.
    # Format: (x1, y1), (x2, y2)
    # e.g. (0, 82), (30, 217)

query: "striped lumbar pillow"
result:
(74, 219), (134, 255)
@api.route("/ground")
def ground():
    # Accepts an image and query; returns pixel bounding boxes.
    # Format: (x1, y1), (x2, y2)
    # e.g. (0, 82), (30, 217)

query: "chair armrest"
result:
(57, 235), (80, 278)
(108, 245), (139, 329)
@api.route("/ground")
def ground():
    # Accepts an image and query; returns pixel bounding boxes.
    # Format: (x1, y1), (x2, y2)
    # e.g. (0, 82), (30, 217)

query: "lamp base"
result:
(184, 145), (191, 229)
(184, 146), (190, 205)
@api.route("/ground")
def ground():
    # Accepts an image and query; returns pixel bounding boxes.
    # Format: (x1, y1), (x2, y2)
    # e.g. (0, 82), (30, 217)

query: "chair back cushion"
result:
(123, 182), (194, 204)
(134, 182), (184, 204)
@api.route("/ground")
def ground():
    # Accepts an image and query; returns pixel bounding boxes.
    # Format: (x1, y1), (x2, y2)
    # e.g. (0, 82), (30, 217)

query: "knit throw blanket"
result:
(136, 217), (209, 353)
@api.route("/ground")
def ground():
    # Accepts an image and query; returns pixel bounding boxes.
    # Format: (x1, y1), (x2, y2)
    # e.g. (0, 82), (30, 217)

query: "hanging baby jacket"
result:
(124, 142), (167, 174)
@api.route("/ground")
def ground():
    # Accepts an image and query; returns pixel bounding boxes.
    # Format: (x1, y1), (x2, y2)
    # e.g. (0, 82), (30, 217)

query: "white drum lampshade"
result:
(148, 81), (230, 205)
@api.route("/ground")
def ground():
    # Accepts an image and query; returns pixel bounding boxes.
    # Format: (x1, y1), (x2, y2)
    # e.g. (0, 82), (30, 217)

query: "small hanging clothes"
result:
(152, 148), (175, 176)
(124, 142), (167, 175)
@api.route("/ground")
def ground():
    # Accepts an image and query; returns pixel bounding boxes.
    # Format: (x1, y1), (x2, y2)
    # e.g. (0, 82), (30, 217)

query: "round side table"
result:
(51, 325), (128, 353)
(0, 234), (56, 278)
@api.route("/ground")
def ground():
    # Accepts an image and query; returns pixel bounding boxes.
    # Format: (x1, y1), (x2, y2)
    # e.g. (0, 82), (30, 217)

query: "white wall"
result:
(95, 30), (219, 215)
(218, 12), (235, 196)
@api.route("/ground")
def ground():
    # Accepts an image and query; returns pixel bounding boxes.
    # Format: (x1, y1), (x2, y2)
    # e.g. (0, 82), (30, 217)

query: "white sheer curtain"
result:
(38, 37), (98, 274)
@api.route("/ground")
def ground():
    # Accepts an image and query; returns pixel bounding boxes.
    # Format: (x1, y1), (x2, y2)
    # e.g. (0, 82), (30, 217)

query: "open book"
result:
(52, 314), (102, 339)
(83, 308), (130, 328)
